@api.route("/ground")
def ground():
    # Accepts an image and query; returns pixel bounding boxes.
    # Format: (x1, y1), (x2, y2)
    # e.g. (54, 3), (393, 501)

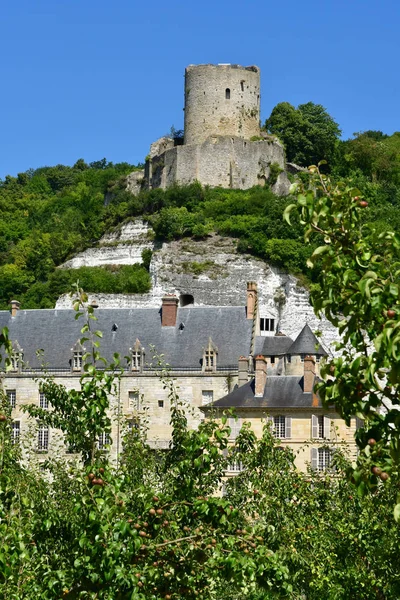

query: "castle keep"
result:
(129, 64), (290, 195)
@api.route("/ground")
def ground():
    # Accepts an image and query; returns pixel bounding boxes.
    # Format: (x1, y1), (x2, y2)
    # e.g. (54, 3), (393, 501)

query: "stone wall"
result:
(184, 64), (260, 145)
(147, 135), (290, 194)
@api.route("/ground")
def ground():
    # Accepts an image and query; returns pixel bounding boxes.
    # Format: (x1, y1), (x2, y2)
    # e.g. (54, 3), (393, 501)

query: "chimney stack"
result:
(254, 354), (267, 397)
(238, 356), (249, 387)
(10, 300), (20, 318)
(246, 281), (257, 320)
(304, 354), (316, 393)
(161, 295), (178, 327)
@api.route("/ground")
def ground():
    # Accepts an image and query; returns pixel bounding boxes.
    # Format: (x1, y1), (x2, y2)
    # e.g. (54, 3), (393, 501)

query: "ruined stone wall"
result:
(184, 64), (260, 145)
(156, 136), (290, 193)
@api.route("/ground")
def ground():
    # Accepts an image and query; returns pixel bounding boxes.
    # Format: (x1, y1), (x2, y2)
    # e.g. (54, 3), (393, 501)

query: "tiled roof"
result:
(0, 306), (252, 370)
(205, 376), (321, 409)
(287, 324), (328, 356)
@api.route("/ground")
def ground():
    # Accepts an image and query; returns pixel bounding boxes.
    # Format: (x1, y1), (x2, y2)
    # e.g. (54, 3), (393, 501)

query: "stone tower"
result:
(137, 63), (291, 196)
(184, 64), (261, 145)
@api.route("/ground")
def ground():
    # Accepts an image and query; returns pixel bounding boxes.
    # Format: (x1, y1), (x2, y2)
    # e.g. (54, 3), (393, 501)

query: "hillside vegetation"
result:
(1, 104), (400, 309)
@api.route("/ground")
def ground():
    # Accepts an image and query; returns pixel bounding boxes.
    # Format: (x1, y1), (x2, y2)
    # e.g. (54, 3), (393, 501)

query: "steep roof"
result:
(204, 376), (321, 410)
(0, 306), (252, 370)
(287, 324), (328, 357)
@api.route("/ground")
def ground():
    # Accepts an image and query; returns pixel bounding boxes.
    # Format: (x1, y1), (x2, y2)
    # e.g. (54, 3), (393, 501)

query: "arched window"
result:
(180, 293), (194, 307)
(225, 88), (230, 100)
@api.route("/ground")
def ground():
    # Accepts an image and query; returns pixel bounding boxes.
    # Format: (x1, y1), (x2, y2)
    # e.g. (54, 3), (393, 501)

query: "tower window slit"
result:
(225, 88), (230, 100)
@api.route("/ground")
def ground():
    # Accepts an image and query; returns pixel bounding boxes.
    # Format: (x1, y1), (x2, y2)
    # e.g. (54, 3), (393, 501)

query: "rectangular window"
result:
(132, 352), (142, 370)
(6, 389), (16, 409)
(129, 390), (140, 410)
(158, 400), (164, 408)
(287, 354), (291, 363)
(318, 447), (332, 471)
(98, 432), (111, 449)
(39, 391), (48, 409)
(273, 415), (286, 438)
(205, 351), (215, 369)
(260, 318), (275, 335)
(38, 425), (49, 451)
(73, 352), (83, 370)
(270, 356), (275, 364)
(12, 421), (20, 444)
(202, 390), (214, 406)
(300, 354), (305, 362)
(312, 415), (331, 439)
(228, 417), (242, 440)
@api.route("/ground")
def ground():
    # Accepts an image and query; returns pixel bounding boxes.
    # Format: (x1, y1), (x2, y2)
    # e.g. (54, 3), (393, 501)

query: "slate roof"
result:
(0, 306), (252, 370)
(204, 376), (321, 409)
(261, 335), (294, 356)
(287, 324), (328, 357)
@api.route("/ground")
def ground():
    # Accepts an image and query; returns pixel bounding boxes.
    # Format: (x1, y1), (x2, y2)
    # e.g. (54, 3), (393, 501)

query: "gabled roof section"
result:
(0, 306), (252, 370)
(206, 375), (321, 410)
(287, 324), (328, 356)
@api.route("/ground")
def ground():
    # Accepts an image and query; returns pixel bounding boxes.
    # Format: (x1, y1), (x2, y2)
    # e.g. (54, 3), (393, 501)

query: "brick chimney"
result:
(161, 295), (178, 327)
(246, 281), (257, 320)
(254, 354), (267, 397)
(304, 354), (316, 393)
(238, 356), (249, 387)
(10, 300), (20, 318)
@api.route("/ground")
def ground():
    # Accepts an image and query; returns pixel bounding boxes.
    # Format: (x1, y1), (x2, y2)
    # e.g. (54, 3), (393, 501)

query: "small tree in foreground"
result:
(284, 165), (400, 515)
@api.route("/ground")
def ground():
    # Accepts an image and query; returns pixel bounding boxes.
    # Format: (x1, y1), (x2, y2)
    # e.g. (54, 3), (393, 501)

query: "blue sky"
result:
(1, 0), (399, 178)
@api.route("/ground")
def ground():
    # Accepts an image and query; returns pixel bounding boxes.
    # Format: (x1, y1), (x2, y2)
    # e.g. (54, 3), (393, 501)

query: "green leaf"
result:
(283, 204), (296, 225)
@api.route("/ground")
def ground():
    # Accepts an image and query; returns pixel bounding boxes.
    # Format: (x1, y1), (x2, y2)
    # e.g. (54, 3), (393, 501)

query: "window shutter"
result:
(324, 416), (331, 440)
(311, 447), (318, 470)
(311, 414), (319, 438)
(285, 416), (292, 439)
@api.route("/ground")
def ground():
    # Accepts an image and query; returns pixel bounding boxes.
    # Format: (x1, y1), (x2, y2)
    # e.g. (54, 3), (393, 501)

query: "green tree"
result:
(265, 101), (341, 167)
(285, 166), (400, 515)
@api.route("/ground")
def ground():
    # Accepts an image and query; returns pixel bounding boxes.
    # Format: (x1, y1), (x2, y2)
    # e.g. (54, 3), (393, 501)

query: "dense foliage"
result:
(265, 102), (341, 167)
(0, 158), (145, 309)
(285, 166), (400, 517)
(1, 302), (400, 599)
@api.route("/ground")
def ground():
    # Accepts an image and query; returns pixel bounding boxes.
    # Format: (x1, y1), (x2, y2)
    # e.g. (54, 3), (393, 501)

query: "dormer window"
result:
(73, 352), (83, 370)
(8, 341), (23, 372)
(71, 340), (85, 372)
(260, 318), (275, 336)
(203, 337), (218, 372)
(130, 339), (145, 372)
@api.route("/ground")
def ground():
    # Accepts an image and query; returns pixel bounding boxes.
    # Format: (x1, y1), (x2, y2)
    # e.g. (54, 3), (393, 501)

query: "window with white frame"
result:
(6, 389), (16, 409)
(131, 351), (142, 371)
(39, 391), (48, 409)
(98, 432), (111, 449)
(228, 417), (242, 440)
(273, 415), (292, 439)
(12, 421), (20, 444)
(202, 390), (214, 406)
(128, 390), (140, 410)
(37, 424), (49, 451)
(311, 447), (333, 471)
(73, 351), (83, 371)
(260, 318), (275, 335)
(312, 415), (331, 439)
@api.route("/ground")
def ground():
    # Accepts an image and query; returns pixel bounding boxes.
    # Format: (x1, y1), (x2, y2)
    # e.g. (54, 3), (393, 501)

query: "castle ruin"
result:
(127, 64), (290, 195)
